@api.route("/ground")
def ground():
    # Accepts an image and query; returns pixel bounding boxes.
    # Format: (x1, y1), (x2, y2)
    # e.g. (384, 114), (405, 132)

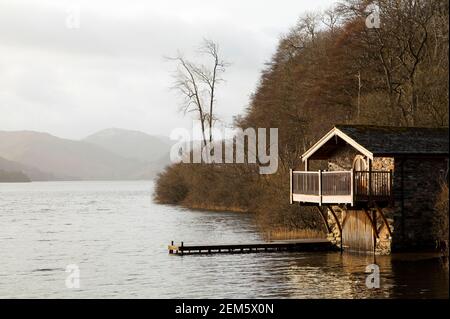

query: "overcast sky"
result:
(0, 0), (336, 139)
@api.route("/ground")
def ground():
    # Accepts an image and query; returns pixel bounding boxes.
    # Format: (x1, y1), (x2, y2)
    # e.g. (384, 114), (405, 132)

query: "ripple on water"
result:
(0, 181), (448, 299)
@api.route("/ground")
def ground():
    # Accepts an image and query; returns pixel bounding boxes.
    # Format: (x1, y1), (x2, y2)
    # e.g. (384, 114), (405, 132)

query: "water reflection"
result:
(0, 181), (447, 298)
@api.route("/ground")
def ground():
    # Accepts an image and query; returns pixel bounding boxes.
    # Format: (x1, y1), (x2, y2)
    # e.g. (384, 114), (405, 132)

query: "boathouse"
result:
(290, 125), (449, 254)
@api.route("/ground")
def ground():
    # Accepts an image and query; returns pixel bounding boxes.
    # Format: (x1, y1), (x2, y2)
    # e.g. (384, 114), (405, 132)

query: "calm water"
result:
(0, 181), (448, 299)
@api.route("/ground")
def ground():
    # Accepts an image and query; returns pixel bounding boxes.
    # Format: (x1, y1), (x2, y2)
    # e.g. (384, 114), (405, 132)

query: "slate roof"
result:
(335, 125), (449, 155)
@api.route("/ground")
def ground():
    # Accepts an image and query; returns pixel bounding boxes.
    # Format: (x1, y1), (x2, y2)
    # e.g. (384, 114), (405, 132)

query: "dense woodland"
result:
(155, 0), (449, 239)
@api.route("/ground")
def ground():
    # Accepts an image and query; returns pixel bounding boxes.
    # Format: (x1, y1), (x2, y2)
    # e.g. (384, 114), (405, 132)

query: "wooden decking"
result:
(168, 239), (335, 255)
(290, 170), (393, 206)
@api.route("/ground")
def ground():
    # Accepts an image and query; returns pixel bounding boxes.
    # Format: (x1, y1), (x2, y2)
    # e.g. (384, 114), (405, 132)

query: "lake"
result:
(0, 181), (448, 298)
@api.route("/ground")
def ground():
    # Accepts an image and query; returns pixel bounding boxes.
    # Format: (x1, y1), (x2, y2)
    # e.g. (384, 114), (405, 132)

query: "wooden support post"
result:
(389, 169), (394, 206)
(363, 209), (379, 239)
(315, 206), (331, 234)
(340, 206), (349, 229)
(368, 162), (372, 204)
(327, 206), (342, 238)
(327, 206), (343, 252)
(372, 210), (377, 254)
(375, 205), (392, 237)
(350, 169), (355, 207)
(289, 169), (293, 205)
(318, 170), (322, 206)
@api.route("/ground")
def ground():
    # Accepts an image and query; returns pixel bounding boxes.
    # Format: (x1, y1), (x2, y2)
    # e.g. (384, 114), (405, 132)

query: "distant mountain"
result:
(0, 129), (172, 181)
(0, 156), (55, 181)
(0, 170), (30, 183)
(83, 128), (172, 164)
(83, 128), (173, 178)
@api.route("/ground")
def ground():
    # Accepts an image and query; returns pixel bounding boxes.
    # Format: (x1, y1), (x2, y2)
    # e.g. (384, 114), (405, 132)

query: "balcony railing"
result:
(290, 170), (393, 206)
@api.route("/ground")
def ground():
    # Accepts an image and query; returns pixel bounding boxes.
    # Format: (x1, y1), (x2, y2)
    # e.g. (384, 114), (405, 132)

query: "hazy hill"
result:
(0, 169), (30, 183)
(0, 129), (170, 181)
(83, 128), (173, 179)
(0, 130), (171, 181)
(0, 156), (55, 181)
(83, 128), (172, 164)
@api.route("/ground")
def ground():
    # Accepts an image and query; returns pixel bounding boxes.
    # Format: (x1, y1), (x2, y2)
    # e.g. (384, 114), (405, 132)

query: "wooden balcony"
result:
(290, 170), (393, 206)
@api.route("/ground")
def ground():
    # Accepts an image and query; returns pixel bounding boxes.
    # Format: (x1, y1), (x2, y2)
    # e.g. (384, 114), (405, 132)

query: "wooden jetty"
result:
(168, 239), (335, 255)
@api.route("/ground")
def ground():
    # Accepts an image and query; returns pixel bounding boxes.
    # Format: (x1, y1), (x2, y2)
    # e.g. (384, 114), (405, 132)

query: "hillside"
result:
(0, 129), (172, 181)
(83, 128), (171, 164)
(0, 169), (30, 183)
(83, 128), (172, 178)
(154, 0), (449, 235)
(0, 156), (55, 181)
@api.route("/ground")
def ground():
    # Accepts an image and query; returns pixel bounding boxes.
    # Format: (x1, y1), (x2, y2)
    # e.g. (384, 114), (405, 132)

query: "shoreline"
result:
(180, 203), (250, 214)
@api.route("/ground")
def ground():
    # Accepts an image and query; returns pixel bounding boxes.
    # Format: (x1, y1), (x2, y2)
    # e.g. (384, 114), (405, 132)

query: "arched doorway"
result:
(352, 155), (367, 171)
(353, 155), (368, 196)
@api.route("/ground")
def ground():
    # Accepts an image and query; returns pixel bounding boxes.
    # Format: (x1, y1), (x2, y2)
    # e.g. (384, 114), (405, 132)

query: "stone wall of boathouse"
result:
(391, 156), (449, 251)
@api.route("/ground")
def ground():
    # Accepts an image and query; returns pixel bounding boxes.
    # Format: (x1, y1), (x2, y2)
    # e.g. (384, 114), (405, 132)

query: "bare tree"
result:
(322, 6), (342, 33)
(196, 40), (228, 144)
(169, 39), (228, 149)
(340, 0), (446, 126)
(297, 12), (321, 44)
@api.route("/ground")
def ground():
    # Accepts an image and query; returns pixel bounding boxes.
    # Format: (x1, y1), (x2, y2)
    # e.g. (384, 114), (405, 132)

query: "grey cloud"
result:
(0, 0), (336, 139)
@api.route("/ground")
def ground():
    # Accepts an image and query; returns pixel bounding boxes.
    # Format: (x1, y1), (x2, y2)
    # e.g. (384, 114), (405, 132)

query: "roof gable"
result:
(302, 125), (449, 162)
